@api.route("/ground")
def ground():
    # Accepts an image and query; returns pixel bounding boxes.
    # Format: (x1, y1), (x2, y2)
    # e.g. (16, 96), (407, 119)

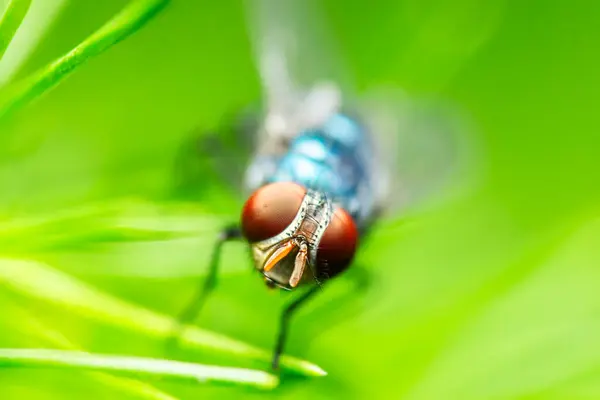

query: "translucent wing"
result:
(244, 0), (353, 143)
(170, 1), (353, 209)
(170, 110), (259, 210)
(354, 88), (476, 220)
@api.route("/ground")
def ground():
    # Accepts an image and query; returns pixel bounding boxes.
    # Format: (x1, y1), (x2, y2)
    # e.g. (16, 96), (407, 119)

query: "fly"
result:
(171, 0), (468, 371)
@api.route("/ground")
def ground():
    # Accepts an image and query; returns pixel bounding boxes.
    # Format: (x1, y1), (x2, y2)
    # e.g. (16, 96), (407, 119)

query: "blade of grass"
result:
(0, 199), (224, 255)
(14, 306), (178, 400)
(0, 349), (279, 389)
(0, 0), (170, 119)
(0, 0), (68, 85)
(0, 200), (246, 278)
(0, 199), (223, 242)
(0, 0), (32, 60)
(0, 258), (327, 377)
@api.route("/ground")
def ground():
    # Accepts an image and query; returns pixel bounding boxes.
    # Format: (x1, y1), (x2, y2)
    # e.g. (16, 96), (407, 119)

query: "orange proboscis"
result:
(289, 245), (308, 288)
(264, 241), (296, 272)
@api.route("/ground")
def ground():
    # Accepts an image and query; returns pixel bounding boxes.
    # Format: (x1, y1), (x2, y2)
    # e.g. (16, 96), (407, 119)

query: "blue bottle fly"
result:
(172, 0), (464, 372)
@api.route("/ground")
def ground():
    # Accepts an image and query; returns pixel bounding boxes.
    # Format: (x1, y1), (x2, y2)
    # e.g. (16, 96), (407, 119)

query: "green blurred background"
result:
(0, 0), (599, 399)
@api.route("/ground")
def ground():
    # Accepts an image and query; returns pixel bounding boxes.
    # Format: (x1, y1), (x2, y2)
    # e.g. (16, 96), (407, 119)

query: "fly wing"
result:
(170, 113), (258, 209)
(172, 0), (354, 203)
(244, 0), (353, 144)
(355, 88), (476, 221)
(242, 0), (357, 193)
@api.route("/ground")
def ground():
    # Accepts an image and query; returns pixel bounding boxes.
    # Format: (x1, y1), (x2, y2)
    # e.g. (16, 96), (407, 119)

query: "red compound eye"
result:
(241, 182), (306, 242)
(317, 207), (359, 277)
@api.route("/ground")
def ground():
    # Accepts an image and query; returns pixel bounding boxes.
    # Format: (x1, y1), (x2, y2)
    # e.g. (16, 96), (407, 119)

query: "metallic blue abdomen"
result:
(268, 113), (375, 226)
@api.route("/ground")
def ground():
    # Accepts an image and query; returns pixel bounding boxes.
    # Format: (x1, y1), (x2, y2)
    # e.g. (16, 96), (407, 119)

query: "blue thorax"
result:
(267, 113), (375, 227)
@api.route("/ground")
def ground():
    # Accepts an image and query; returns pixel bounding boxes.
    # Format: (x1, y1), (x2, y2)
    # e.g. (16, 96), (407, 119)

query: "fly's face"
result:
(241, 182), (358, 290)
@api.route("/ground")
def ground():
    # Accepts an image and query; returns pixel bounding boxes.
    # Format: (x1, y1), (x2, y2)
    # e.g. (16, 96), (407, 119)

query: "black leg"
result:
(170, 225), (242, 340)
(272, 285), (322, 370)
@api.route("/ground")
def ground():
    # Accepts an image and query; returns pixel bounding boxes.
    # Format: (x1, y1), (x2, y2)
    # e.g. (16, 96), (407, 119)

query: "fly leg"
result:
(169, 224), (242, 343)
(272, 285), (321, 370)
(272, 265), (371, 370)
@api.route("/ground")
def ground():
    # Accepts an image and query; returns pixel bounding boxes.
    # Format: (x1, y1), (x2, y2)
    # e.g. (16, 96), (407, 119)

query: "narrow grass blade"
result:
(0, 0), (68, 85)
(0, 199), (222, 241)
(0, 349), (279, 389)
(14, 307), (178, 400)
(0, 0), (32, 60)
(0, 0), (170, 119)
(0, 199), (224, 256)
(0, 258), (327, 377)
(0, 200), (246, 278)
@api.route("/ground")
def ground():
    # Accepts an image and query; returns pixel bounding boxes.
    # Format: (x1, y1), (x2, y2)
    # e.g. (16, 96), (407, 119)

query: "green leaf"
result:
(0, 0), (32, 61)
(0, 348), (279, 389)
(0, 0), (170, 119)
(0, 258), (326, 377)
